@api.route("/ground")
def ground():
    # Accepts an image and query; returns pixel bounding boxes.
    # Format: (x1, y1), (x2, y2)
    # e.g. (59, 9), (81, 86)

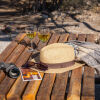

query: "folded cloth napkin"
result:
(65, 40), (100, 74)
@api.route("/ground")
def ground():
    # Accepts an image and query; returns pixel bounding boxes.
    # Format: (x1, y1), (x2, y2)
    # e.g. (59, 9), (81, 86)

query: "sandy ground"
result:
(0, 9), (100, 53)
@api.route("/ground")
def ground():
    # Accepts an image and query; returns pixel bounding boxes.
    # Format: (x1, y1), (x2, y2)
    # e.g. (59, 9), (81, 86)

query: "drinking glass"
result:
(25, 27), (36, 52)
(38, 27), (50, 43)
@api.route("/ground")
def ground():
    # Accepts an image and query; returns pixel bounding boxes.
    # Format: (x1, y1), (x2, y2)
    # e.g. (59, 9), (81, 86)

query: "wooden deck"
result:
(0, 33), (96, 100)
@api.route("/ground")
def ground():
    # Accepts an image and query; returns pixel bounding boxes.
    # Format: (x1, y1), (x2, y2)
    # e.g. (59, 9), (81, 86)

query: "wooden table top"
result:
(0, 33), (96, 100)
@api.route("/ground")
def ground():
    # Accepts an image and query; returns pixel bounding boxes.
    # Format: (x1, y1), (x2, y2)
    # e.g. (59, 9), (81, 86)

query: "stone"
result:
(42, 14), (48, 19)
(51, 11), (58, 16)
(48, 18), (51, 21)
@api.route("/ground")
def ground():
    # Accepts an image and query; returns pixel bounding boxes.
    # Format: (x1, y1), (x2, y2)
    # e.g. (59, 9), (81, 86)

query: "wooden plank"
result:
(14, 33), (26, 43)
(20, 36), (30, 46)
(0, 70), (5, 84)
(82, 66), (95, 100)
(68, 34), (78, 41)
(15, 48), (31, 67)
(37, 74), (56, 100)
(78, 34), (86, 41)
(22, 73), (44, 100)
(51, 34), (69, 100)
(51, 72), (68, 100)
(67, 67), (82, 100)
(6, 36), (40, 100)
(5, 44), (25, 63)
(58, 34), (69, 43)
(48, 33), (60, 45)
(7, 75), (27, 100)
(86, 34), (96, 42)
(68, 34), (77, 41)
(23, 33), (59, 100)
(36, 33), (60, 100)
(82, 34), (95, 100)
(0, 44), (26, 100)
(67, 34), (84, 100)
(0, 34), (27, 83)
